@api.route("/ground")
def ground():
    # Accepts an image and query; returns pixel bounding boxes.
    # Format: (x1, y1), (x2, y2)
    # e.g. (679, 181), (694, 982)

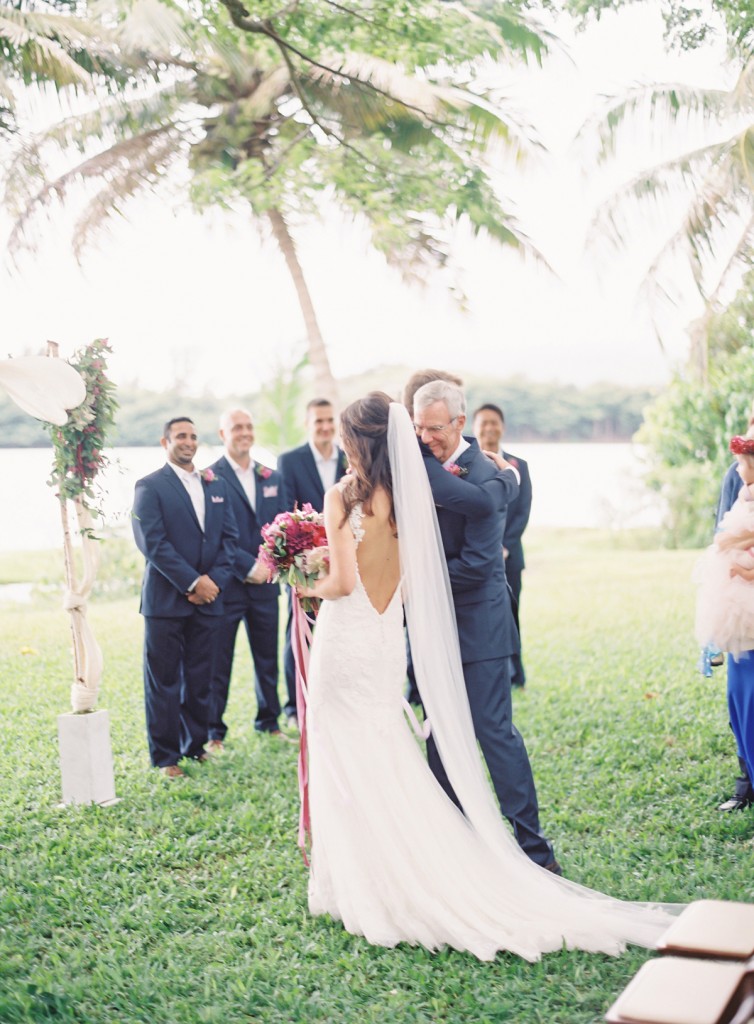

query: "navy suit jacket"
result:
(501, 450), (531, 574)
(208, 455), (287, 606)
(277, 442), (348, 513)
(132, 463), (238, 618)
(717, 461), (742, 527)
(424, 438), (520, 663)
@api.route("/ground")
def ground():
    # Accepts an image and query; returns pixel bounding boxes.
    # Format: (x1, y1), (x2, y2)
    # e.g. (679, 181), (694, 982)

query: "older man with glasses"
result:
(410, 378), (561, 874)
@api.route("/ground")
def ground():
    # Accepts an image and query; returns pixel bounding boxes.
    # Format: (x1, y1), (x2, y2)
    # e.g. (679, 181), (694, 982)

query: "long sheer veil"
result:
(387, 402), (679, 950)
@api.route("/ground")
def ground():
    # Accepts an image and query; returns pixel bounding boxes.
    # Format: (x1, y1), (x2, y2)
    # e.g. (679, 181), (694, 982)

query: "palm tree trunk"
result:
(687, 313), (709, 384)
(267, 207), (338, 404)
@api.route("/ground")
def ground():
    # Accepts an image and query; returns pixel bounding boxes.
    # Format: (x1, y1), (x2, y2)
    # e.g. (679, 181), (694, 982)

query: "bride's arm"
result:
(297, 486), (357, 601)
(423, 449), (518, 514)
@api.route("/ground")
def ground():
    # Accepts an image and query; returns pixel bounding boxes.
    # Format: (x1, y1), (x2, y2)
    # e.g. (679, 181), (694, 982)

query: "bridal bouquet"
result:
(258, 504), (329, 612)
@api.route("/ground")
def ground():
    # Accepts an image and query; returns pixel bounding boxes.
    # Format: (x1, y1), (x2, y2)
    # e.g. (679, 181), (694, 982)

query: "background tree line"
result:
(0, 364), (653, 449)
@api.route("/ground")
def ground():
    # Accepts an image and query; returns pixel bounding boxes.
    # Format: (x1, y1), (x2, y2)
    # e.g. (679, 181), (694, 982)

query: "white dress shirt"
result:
(442, 437), (470, 469)
(169, 462), (205, 532)
(226, 453), (256, 512)
(310, 442), (340, 493)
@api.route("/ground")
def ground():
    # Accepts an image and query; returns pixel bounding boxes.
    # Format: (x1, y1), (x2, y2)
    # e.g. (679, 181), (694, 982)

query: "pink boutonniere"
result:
(445, 463), (468, 478)
(201, 468), (216, 484)
(507, 456), (519, 469)
(255, 464), (272, 480)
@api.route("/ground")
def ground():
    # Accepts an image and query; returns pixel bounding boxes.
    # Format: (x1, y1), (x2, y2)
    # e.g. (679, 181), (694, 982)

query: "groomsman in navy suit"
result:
(207, 408), (287, 748)
(132, 417), (238, 778)
(277, 398), (348, 725)
(413, 380), (559, 872)
(473, 402), (532, 688)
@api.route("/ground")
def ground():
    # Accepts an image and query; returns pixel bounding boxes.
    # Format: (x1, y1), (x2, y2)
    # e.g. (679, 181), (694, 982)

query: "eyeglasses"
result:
(414, 417), (458, 436)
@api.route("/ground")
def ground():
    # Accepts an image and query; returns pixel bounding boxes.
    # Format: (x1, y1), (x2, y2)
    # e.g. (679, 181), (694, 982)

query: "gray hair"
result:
(413, 380), (465, 421)
(219, 407), (254, 433)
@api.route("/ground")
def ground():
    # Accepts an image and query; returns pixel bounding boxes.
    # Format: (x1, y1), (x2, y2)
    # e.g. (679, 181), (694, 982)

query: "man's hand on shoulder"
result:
(482, 450), (520, 484)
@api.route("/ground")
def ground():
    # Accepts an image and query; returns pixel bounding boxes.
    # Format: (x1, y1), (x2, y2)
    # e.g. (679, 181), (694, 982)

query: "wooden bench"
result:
(605, 902), (754, 1024)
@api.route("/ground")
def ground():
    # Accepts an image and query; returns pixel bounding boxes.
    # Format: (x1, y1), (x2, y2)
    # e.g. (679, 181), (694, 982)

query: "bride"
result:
(298, 391), (678, 962)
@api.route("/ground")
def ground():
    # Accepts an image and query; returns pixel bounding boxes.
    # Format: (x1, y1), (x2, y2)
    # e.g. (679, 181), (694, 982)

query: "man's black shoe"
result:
(718, 796), (753, 812)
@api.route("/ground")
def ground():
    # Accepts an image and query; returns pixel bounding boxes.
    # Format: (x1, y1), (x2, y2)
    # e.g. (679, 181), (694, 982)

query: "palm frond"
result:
(71, 129), (184, 260)
(447, 1), (559, 65)
(106, 0), (199, 56)
(7, 122), (184, 258)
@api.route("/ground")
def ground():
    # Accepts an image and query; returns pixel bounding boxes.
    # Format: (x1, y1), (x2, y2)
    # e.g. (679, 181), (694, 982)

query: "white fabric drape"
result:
(0, 356), (86, 424)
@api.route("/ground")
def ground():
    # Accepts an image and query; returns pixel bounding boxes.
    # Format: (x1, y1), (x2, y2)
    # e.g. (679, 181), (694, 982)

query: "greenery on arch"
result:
(46, 338), (118, 512)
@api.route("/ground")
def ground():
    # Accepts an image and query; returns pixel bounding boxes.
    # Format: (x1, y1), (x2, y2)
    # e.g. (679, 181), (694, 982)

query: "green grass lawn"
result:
(1, 529), (752, 1024)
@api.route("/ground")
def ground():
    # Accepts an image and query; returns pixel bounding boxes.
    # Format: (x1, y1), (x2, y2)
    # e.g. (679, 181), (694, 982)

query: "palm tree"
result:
(593, 55), (754, 379)
(0, 0), (134, 135)
(5, 0), (552, 400)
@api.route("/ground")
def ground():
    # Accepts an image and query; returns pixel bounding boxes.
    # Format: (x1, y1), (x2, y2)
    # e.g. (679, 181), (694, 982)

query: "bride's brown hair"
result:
(339, 391), (396, 529)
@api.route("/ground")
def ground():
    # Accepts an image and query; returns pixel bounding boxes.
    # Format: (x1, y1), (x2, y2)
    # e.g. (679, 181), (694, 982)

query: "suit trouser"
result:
(727, 652), (754, 799)
(210, 599), (281, 736)
(506, 567), (526, 688)
(143, 612), (219, 766)
(426, 654), (554, 867)
(282, 589), (298, 719)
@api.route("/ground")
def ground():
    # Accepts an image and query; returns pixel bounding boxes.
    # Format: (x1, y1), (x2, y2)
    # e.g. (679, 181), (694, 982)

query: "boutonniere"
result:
(201, 468), (216, 484)
(445, 463), (468, 477)
(255, 464), (272, 480)
(507, 456), (519, 469)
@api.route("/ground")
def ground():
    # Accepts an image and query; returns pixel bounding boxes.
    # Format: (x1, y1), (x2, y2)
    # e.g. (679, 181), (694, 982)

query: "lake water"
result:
(2, 442), (663, 553)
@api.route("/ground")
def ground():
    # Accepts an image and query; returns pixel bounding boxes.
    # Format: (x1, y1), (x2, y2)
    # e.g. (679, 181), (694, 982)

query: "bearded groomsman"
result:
(207, 408), (288, 747)
(132, 417), (238, 778)
(277, 398), (348, 726)
(473, 402), (532, 689)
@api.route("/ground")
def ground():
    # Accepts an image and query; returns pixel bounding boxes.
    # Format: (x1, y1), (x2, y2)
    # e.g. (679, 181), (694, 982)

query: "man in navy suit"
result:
(207, 408), (288, 748)
(132, 417), (238, 778)
(474, 402), (532, 688)
(277, 398), (348, 725)
(413, 380), (559, 871)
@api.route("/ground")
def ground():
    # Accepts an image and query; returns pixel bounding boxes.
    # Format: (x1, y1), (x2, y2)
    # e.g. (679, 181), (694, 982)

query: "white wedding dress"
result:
(306, 486), (678, 962)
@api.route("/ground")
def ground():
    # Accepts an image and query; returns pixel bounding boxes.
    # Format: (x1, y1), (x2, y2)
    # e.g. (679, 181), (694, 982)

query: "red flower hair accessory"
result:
(730, 436), (754, 455)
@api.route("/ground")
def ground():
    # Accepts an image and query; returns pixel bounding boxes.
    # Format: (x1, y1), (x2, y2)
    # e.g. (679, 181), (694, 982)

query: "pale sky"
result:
(0, 1), (737, 398)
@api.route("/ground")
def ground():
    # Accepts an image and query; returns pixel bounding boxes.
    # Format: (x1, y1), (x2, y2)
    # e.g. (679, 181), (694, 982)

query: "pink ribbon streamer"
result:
(402, 697), (431, 740)
(292, 597), (315, 865)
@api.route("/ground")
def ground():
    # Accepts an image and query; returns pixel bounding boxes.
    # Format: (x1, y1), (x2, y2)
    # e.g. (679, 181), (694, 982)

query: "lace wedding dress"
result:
(306, 494), (678, 962)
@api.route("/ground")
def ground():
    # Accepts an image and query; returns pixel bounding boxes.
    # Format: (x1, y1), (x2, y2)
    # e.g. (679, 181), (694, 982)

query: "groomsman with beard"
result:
(277, 398), (348, 727)
(207, 408), (288, 749)
(473, 402), (532, 688)
(132, 417), (238, 778)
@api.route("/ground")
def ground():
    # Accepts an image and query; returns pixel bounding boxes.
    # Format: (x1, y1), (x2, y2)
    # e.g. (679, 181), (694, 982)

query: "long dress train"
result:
(306, 503), (678, 962)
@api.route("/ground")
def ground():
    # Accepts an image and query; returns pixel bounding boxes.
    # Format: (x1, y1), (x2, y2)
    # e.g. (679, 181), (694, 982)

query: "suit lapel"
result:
(456, 437), (478, 471)
(219, 456), (254, 513)
(162, 464), (202, 532)
(336, 448), (348, 482)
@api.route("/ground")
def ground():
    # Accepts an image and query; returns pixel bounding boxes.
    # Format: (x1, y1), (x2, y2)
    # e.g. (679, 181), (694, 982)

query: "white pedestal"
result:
(57, 709), (118, 806)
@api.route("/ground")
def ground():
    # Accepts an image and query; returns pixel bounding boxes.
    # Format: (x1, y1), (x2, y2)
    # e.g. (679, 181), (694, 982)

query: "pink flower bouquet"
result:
(258, 503), (329, 611)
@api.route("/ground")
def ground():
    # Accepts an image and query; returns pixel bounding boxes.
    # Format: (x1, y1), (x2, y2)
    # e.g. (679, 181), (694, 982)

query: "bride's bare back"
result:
(354, 487), (400, 615)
